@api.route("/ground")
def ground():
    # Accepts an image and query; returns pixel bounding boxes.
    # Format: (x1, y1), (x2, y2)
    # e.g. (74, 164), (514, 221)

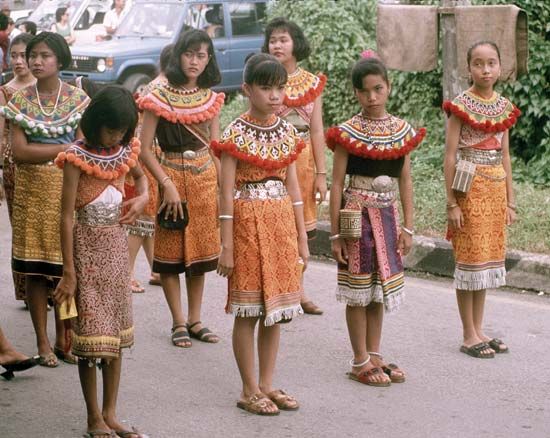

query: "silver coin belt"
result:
(126, 219), (155, 237)
(76, 203), (121, 226)
(345, 175), (397, 209)
(458, 148), (503, 165)
(234, 179), (288, 201)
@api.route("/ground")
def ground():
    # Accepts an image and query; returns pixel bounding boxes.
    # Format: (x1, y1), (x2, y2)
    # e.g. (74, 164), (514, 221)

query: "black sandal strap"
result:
(186, 321), (202, 331)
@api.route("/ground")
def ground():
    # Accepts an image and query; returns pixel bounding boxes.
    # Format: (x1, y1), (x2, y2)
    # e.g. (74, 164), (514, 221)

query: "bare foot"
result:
(350, 356), (390, 385)
(103, 415), (141, 438)
(369, 352), (405, 382)
(86, 415), (112, 438)
(0, 348), (30, 366)
(463, 335), (494, 357)
(478, 332), (508, 353)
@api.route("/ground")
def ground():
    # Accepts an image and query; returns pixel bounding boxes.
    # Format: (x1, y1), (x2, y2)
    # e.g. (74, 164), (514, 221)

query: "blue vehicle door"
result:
(226, 1), (266, 90)
(184, 2), (231, 89)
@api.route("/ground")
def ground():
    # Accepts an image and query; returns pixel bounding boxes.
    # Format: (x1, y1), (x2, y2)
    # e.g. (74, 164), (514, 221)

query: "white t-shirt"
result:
(103, 8), (126, 31)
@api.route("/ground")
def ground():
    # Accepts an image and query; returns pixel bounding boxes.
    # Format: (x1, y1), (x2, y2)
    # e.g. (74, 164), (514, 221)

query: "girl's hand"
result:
(217, 247), (234, 278)
(120, 194), (148, 224)
(53, 274), (76, 308)
(331, 238), (348, 265)
(315, 173), (328, 203)
(507, 207), (517, 226)
(158, 180), (183, 221)
(298, 236), (310, 272)
(447, 205), (464, 230)
(398, 231), (413, 256)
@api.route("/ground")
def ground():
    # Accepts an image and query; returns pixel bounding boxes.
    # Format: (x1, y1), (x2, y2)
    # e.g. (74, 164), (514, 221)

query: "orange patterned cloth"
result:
(212, 114), (304, 325)
(294, 138), (316, 234)
(153, 151), (219, 275)
(450, 165), (507, 290)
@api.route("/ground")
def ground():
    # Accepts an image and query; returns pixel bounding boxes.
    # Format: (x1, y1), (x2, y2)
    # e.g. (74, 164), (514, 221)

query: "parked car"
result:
(60, 0), (268, 93)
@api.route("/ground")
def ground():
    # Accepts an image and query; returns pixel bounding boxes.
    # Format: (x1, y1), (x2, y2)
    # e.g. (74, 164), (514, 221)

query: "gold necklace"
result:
(35, 79), (62, 117)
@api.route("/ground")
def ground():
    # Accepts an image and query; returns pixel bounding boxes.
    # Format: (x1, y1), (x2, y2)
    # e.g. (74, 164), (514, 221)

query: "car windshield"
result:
(27, 0), (84, 31)
(115, 2), (181, 38)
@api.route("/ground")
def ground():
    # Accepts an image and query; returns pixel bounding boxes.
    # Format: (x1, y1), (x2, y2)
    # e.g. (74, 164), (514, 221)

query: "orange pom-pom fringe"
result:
(442, 100), (520, 133)
(325, 126), (426, 160)
(284, 73), (327, 107)
(210, 139), (306, 170)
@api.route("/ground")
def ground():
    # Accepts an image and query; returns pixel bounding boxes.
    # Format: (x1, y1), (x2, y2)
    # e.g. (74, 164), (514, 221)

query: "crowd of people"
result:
(0, 13), (518, 438)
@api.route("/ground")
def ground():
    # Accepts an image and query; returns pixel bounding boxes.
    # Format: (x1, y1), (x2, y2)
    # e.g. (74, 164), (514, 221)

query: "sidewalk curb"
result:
(311, 221), (550, 294)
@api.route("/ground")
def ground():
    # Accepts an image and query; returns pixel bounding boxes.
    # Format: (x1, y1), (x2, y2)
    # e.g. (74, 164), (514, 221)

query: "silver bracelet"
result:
(218, 215), (234, 220)
(292, 201), (304, 207)
(401, 226), (414, 236)
(328, 234), (341, 241)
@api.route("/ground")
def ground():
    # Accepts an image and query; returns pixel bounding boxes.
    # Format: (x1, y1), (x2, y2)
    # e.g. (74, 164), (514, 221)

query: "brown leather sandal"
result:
(369, 352), (405, 383)
(236, 394), (280, 416)
(347, 367), (391, 387)
(267, 389), (299, 411)
(301, 301), (323, 315)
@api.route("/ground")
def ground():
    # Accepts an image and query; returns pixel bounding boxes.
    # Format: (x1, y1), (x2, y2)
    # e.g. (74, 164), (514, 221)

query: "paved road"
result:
(1, 204), (549, 438)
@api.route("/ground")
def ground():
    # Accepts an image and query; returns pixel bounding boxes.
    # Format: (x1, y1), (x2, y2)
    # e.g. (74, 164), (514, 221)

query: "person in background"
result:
(51, 7), (76, 46)
(0, 324), (38, 380)
(19, 21), (37, 36)
(7, 17), (20, 40)
(0, 13), (9, 70)
(104, 0), (127, 36)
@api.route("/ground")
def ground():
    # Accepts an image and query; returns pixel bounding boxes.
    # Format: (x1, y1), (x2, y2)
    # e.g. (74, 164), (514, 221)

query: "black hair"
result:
(26, 32), (72, 70)
(165, 29), (221, 88)
(55, 7), (68, 23)
(351, 57), (389, 89)
(262, 17), (311, 62)
(159, 43), (173, 73)
(80, 85), (138, 146)
(466, 40), (501, 66)
(19, 21), (37, 35)
(10, 33), (33, 50)
(243, 53), (287, 86)
(0, 13), (8, 31)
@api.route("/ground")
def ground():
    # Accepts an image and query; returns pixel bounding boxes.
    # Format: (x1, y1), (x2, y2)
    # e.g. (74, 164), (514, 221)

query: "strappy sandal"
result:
(54, 346), (78, 365)
(267, 389), (299, 411)
(460, 342), (495, 359)
(187, 321), (219, 343)
(369, 352), (405, 383)
(82, 430), (115, 437)
(171, 324), (192, 348)
(114, 426), (146, 438)
(488, 338), (509, 354)
(237, 394), (280, 416)
(301, 301), (323, 315)
(130, 279), (145, 294)
(347, 367), (391, 387)
(37, 352), (59, 368)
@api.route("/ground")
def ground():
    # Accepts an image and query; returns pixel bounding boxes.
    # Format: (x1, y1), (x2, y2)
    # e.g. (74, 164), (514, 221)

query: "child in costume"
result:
(327, 56), (425, 386)
(54, 86), (148, 438)
(443, 41), (519, 358)
(212, 53), (308, 415)
(263, 17), (328, 314)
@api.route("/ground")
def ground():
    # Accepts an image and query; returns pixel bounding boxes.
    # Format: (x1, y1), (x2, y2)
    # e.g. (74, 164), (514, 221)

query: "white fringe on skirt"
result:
(454, 266), (506, 291)
(336, 285), (404, 313)
(228, 303), (303, 326)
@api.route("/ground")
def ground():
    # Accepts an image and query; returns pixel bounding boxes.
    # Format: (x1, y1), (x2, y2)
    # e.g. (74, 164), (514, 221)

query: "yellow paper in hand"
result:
(59, 297), (78, 320)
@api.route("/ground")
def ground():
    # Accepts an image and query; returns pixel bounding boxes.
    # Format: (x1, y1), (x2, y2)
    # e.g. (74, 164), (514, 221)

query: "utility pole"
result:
(441, 0), (471, 101)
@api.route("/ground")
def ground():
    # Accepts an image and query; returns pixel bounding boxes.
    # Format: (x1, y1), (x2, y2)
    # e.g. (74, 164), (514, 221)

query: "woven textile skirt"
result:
(124, 165), (158, 237)
(72, 223), (134, 359)
(337, 190), (404, 312)
(227, 193), (303, 326)
(295, 136), (317, 238)
(152, 151), (219, 275)
(450, 164), (507, 290)
(12, 163), (63, 278)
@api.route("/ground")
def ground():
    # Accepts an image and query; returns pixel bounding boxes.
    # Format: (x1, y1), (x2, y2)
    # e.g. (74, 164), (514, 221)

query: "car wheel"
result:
(122, 73), (151, 94)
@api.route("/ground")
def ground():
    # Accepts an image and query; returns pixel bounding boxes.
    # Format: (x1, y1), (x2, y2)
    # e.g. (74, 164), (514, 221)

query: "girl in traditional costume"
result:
(138, 30), (223, 347)
(212, 53), (308, 415)
(2, 32), (90, 367)
(54, 86), (148, 438)
(443, 41), (519, 358)
(0, 33), (35, 303)
(327, 57), (425, 386)
(263, 17), (327, 315)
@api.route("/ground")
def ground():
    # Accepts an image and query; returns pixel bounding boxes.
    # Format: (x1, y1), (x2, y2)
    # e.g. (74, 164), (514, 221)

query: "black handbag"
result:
(157, 201), (189, 230)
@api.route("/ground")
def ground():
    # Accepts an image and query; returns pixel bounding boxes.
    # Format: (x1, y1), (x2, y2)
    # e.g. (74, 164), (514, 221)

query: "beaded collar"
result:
(442, 90), (520, 133)
(283, 68), (327, 107)
(326, 113), (425, 160)
(55, 137), (141, 180)
(211, 114), (305, 170)
(0, 83), (89, 138)
(137, 84), (224, 125)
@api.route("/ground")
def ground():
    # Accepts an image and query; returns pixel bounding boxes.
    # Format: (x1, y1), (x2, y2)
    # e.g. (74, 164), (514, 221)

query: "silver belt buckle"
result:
(371, 175), (394, 193)
(182, 150), (196, 160)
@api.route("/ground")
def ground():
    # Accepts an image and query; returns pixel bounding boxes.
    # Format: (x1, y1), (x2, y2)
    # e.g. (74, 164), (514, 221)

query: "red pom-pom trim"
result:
(210, 139), (306, 170)
(325, 126), (426, 160)
(283, 73), (327, 107)
(137, 92), (225, 125)
(442, 100), (521, 133)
